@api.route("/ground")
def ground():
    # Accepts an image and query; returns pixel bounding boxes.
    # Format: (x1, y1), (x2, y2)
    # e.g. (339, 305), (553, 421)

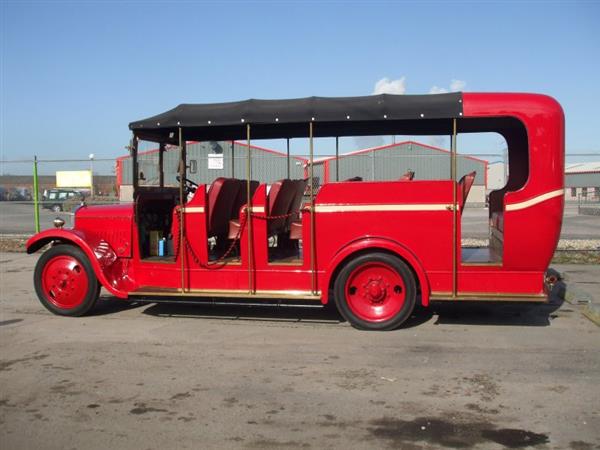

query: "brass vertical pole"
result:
(309, 122), (316, 294)
(158, 143), (165, 187)
(179, 128), (186, 293)
(335, 137), (339, 181)
(246, 124), (254, 294)
(231, 140), (235, 178)
(286, 138), (290, 179)
(451, 119), (458, 298)
(33, 156), (40, 233)
(131, 135), (139, 192)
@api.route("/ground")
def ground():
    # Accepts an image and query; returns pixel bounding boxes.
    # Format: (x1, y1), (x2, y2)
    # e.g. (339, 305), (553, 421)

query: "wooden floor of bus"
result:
(461, 247), (502, 265)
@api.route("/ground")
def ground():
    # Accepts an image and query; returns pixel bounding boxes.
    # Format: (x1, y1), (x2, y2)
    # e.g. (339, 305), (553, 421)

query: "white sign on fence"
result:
(207, 154), (224, 170)
(56, 170), (92, 188)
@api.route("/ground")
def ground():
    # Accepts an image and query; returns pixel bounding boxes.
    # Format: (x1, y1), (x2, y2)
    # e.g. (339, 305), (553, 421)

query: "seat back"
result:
(231, 179), (259, 219)
(207, 178), (242, 237)
(267, 179), (296, 235)
(400, 170), (415, 180)
(458, 171), (476, 213)
(286, 179), (308, 228)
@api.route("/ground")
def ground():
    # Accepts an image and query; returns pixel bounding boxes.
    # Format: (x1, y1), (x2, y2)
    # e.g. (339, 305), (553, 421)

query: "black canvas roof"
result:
(129, 93), (463, 143)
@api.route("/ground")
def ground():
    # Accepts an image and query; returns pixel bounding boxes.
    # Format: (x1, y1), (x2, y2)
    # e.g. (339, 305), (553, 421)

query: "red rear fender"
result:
(26, 229), (129, 298)
(323, 237), (431, 306)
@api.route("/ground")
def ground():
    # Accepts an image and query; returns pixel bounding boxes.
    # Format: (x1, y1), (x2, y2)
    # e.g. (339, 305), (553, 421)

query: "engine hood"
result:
(75, 203), (134, 220)
(74, 203), (134, 258)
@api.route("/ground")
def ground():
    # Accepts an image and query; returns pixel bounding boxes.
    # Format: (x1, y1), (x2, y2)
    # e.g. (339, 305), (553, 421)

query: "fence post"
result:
(33, 155), (40, 233)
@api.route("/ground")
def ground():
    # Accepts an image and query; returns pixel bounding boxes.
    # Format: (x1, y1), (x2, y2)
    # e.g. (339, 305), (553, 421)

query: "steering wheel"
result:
(176, 175), (198, 194)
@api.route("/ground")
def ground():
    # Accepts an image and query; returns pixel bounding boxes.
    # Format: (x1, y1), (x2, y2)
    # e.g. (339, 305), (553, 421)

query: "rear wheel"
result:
(34, 245), (100, 316)
(334, 252), (416, 330)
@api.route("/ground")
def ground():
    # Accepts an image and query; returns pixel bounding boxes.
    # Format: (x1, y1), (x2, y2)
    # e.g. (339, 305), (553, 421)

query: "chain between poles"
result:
(173, 207), (305, 269)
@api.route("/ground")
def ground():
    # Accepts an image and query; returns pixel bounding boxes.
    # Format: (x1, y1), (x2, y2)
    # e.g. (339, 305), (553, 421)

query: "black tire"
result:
(34, 245), (100, 316)
(334, 252), (417, 331)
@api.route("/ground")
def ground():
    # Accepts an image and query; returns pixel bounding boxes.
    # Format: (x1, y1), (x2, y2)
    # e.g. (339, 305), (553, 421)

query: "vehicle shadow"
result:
(139, 300), (434, 329)
(88, 295), (147, 316)
(141, 302), (344, 325)
(93, 283), (566, 329)
(430, 282), (567, 327)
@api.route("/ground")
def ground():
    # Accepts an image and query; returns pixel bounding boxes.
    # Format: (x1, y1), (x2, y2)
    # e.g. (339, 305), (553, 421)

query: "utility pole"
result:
(89, 153), (95, 198)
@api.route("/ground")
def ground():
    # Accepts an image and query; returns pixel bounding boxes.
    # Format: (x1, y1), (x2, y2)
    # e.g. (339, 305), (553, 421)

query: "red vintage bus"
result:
(27, 92), (564, 330)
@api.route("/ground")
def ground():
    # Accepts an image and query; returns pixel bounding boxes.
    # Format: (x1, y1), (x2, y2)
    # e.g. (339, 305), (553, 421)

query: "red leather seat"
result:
(267, 179), (297, 236)
(287, 179), (308, 241)
(228, 179), (308, 240)
(458, 171), (476, 215)
(286, 179), (308, 227)
(232, 179), (259, 219)
(400, 170), (415, 180)
(207, 178), (242, 238)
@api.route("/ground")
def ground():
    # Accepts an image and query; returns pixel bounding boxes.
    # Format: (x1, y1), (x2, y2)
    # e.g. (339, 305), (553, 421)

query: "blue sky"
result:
(1, 1), (599, 173)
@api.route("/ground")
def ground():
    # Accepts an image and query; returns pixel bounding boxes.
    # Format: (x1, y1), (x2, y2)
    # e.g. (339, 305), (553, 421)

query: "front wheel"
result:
(334, 252), (416, 331)
(34, 245), (100, 316)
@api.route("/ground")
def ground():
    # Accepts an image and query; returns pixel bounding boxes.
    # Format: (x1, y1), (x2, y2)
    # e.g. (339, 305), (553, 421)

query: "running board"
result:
(430, 292), (547, 302)
(130, 287), (322, 301)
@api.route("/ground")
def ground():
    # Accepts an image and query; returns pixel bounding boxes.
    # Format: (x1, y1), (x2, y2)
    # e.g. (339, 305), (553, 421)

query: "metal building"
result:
(116, 140), (489, 203)
(116, 141), (307, 200)
(314, 141), (488, 203)
(565, 162), (600, 200)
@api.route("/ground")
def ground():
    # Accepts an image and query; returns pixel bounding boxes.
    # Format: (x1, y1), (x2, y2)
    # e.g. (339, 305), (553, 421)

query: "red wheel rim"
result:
(344, 262), (406, 323)
(41, 255), (89, 309)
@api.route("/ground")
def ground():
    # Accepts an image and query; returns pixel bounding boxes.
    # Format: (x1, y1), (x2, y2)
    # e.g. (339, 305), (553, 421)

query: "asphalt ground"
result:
(1, 202), (599, 240)
(0, 252), (598, 450)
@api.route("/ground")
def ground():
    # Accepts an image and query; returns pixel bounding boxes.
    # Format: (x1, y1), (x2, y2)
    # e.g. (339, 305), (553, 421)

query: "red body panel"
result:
(27, 93), (564, 304)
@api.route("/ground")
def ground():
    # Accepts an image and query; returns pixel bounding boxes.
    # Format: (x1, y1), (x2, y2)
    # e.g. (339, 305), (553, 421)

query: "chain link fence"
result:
(1, 146), (599, 236)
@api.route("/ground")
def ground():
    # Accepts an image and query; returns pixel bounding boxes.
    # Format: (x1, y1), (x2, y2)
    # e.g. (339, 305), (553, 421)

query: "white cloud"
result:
(373, 77), (406, 95)
(429, 79), (467, 95)
(429, 86), (448, 94)
(450, 79), (467, 92)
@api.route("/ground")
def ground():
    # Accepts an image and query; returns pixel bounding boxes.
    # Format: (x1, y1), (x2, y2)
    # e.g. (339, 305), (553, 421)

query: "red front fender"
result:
(323, 237), (431, 306)
(26, 229), (129, 299)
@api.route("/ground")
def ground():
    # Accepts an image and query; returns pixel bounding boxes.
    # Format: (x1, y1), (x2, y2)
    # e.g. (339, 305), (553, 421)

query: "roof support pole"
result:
(131, 134), (138, 193)
(335, 137), (339, 181)
(286, 138), (290, 179)
(309, 122), (316, 295)
(246, 124), (254, 295)
(231, 140), (235, 178)
(33, 156), (40, 233)
(451, 119), (458, 298)
(158, 143), (165, 187)
(178, 127), (187, 294)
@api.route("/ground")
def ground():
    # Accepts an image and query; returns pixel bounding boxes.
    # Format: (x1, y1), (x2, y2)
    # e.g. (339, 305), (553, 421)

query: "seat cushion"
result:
(289, 221), (302, 240)
(228, 219), (241, 240)
(207, 178), (242, 237)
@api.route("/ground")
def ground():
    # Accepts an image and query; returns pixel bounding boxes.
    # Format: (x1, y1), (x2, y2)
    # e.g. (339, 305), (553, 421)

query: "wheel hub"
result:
(365, 278), (386, 303)
(41, 255), (89, 309)
(345, 261), (407, 323)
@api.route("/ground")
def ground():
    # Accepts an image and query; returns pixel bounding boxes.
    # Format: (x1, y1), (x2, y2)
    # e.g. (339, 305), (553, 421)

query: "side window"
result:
(68, 192), (75, 198)
(49, 192), (57, 200)
(58, 192), (68, 200)
(571, 187), (577, 197)
(137, 140), (161, 186)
